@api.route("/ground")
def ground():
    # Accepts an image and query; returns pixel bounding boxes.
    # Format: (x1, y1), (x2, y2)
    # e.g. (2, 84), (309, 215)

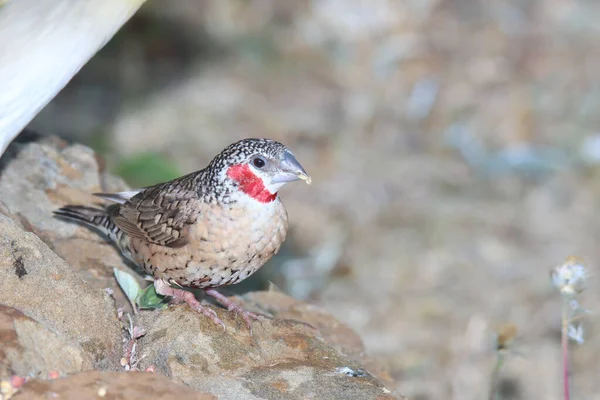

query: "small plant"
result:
(121, 313), (147, 371)
(113, 268), (169, 311)
(551, 256), (590, 400)
(489, 323), (518, 400)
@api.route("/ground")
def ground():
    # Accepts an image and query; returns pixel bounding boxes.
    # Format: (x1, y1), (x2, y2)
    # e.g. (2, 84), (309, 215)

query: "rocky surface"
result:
(0, 132), (141, 311)
(0, 213), (122, 370)
(11, 371), (216, 400)
(0, 305), (92, 379)
(243, 291), (394, 387)
(0, 137), (403, 399)
(136, 294), (396, 400)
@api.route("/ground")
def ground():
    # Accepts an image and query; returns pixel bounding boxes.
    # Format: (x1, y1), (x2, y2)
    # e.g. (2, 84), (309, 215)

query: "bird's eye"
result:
(252, 156), (266, 169)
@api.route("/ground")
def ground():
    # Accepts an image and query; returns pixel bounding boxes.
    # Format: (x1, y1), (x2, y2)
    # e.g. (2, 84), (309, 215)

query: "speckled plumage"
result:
(55, 138), (309, 329)
(128, 198), (288, 288)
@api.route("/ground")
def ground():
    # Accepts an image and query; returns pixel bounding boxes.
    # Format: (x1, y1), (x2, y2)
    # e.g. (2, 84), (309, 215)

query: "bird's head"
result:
(210, 138), (311, 203)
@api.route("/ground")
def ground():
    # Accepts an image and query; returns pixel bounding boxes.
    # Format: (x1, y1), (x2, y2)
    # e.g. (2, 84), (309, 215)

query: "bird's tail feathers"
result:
(54, 205), (114, 236)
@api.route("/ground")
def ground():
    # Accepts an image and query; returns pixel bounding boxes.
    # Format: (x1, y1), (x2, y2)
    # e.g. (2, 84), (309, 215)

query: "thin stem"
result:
(488, 351), (504, 400)
(562, 296), (570, 400)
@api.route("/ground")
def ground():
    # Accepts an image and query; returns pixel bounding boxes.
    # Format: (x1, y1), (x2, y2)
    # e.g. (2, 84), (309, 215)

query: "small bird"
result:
(55, 138), (311, 329)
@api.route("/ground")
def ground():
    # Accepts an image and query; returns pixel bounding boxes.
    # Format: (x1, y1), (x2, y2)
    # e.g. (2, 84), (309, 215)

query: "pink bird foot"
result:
(154, 279), (225, 330)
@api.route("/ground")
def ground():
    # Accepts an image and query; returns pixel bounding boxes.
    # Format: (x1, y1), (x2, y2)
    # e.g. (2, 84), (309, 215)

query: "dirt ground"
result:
(28, 1), (600, 399)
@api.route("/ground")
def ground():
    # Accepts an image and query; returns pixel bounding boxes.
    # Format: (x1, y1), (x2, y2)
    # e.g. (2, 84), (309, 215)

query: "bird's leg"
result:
(203, 288), (260, 330)
(153, 279), (225, 329)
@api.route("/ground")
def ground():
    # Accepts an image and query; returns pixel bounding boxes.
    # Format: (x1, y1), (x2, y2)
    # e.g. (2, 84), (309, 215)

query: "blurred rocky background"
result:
(22, 0), (600, 398)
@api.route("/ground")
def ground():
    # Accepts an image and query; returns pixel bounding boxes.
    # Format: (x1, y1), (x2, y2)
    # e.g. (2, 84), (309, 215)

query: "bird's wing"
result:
(107, 182), (201, 248)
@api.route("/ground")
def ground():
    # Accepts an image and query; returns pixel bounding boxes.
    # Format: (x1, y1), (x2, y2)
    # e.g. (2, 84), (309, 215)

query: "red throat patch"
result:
(226, 164), (277, 203)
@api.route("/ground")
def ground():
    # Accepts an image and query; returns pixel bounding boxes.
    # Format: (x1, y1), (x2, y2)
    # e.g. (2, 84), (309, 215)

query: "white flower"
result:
(568, 324), (585, 345)
(551, 257), (588, 296)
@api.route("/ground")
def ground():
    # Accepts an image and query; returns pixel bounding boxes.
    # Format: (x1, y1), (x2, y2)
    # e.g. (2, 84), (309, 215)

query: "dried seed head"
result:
(495, 323), (518, 351)
(551, 256), (588, 296)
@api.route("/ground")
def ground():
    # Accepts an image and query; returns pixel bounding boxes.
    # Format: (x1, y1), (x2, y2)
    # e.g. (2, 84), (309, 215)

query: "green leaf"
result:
(113, 268), (141, 305)
(136, 284), (169, 310)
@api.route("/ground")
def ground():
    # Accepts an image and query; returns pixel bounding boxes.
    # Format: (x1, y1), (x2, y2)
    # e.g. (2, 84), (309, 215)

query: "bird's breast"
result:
(145, 198), (289, 287)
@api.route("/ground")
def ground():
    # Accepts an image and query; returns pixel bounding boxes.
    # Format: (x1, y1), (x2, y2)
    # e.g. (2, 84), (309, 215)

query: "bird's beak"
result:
(272, 151), (312, 185)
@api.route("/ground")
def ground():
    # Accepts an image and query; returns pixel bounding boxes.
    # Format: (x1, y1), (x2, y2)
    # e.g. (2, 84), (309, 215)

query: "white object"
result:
(0, 0), (147, 156)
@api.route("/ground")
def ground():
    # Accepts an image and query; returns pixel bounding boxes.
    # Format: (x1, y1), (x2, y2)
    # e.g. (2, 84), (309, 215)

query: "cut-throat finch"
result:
(55, 138), (311, 330)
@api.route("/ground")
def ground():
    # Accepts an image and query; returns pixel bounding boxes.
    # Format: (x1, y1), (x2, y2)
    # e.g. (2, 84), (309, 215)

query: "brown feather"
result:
(109, 182), (200, 248)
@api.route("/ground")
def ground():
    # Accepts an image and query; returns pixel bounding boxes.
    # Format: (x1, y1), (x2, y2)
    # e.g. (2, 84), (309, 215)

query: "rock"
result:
(11, 371), (216, 400)
(0, 213), (122, 369)
(243, 291), (395, 387)
(0, 305), (93, 379)
(245, 291), (365, 356)
(0, 132), (141, 311)
(135, 297), (402, 400)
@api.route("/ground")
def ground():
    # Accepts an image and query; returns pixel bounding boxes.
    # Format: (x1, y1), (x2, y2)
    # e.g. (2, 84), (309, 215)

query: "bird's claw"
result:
(203, 288), (261, 332)
(154, 280), (227, 330)
(227, 303), (260, 331)
(196, 305), (226, 330)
